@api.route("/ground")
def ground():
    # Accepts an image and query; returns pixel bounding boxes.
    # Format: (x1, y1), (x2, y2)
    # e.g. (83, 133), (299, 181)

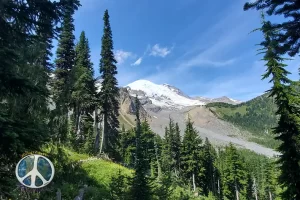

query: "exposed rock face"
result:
(119, 87), (150, 121)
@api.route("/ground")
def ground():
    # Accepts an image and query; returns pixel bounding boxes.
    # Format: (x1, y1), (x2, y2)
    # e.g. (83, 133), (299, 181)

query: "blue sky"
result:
(52, 0), (300, 101)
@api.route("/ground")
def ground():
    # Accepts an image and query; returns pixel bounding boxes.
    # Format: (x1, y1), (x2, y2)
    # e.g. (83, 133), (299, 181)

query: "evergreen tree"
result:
(71, 31), (96, 150)
(98, 10), (120, 158)
(161, 126), (172, 173)
(141, 120), (156, 173)
(0, 0), (71, 196)
(120, 128), (136, 168)
(202, 138), (218, 196)
(255, 13), (300, 199)
(173, 122), (181, 176)
(51, 1), (78, 143)
(245, 173), (254, 200)
(244, 0), (300, 57)
(110, 169), (130, 200)
(181, 117), (204, 193)
(222, 144), (247, 200)
(263, 160), (277, 200)
(130, 96), (151, 200)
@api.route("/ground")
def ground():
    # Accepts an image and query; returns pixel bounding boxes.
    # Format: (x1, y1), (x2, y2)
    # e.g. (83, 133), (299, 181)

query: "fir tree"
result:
(181, 117), (204, 193)
(161, 126), (172, 173)
(98, 10), (120, 158)
(173, 122), (181, 176)
(71, 31), (96, 150)
(255, 13), (300, 199)
(141, 120), (156, 173)
(245, 173), (254, 200)
(130, 96), (151, 200)
(202, 138), (218, 196)
(222, 144), (247, 200)
(0, 0), (69, 196)
(52, 1), (78, 143)
(110, 169), (130, 200)
(244, 0), (300, 57)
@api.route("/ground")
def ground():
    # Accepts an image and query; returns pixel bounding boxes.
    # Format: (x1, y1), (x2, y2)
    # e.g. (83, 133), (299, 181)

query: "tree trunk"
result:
(217, 179), (220, 195)
(235, 182), (239, 200)
(253, 178), (258, 200)
(154, 138), (162, 179)
(74, 188), (84, 200)
(99, 113), (106, 155)
(269, 190), (273, 200)
(76, 111), (81, 138)
(94, 108), (100, 151)
(56, 189), (61, 200)
(192, 173), (196, 192)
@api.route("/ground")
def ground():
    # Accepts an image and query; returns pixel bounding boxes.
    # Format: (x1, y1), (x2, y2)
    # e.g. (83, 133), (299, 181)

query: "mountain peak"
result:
(126, 79), (205, 109)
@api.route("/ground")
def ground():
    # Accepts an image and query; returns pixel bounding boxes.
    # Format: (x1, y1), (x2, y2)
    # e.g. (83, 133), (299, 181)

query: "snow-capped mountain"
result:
(125, 80), (241, 109)
(193, 96), (242, 105)
(126, 80), (205, 109)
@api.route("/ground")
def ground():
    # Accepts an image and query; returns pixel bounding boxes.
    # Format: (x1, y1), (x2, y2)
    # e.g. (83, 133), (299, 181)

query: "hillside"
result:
(206, 93), (280, 148)
(21, 146), (134, 199)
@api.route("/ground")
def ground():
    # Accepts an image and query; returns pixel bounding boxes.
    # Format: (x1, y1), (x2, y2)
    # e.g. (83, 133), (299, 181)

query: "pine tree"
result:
(130, 96), (151, 200)
(0, 0), (69, 196)
(161, 126), (172, 173)
(202, 138), (218, 196)
(244, 0), (300, 57)
(181, 117), (204, 193)
(71, 31), (96, 150)
(245, 172), (254, 200)
(255, 13), (300, 199)
(52, 1), (78, 143)
(110, 169), (130, 200)
(263, 160), (277, 200)
(173, 122), (181, 177)
(98, 10), (120, 158)
(222, 144), (247, 200)
(120, 128), (136, 168)
(141, 120), (156, 173)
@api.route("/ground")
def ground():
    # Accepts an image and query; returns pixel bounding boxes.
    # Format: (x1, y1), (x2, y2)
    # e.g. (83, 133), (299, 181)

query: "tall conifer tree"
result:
(181, 117), (204, 192)
(255, 13), (300, 199)
(131, 96), (151, 200)
(71, 31), (96, 150)
(98, 10), (120, 157)
(52, 0), (79, 143)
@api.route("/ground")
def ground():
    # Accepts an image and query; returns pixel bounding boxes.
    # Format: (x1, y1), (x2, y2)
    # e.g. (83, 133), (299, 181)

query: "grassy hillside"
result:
(14, 145), (133, 200)
(206, 93), (280, 149)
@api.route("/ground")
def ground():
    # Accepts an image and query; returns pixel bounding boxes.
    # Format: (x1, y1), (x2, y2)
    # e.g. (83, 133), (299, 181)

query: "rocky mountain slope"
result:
(117, 79), (279, 157)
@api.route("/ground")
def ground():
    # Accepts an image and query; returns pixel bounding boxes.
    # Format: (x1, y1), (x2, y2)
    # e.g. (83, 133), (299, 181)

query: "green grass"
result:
(82, 159), (133, 187)
(31, 145), (133, 199)
(206, 94), (279, 149)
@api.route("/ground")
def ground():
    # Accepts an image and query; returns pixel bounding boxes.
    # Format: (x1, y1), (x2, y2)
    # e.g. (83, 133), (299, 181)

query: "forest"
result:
(206, 93), (280, 149)
(1, 0), (300, 199)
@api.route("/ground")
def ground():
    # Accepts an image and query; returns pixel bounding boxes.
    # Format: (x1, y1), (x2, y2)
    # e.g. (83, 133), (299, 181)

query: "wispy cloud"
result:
(114, 50), (133, 64)
(132, 57), (143, 66)
(150, 44), (172, 58)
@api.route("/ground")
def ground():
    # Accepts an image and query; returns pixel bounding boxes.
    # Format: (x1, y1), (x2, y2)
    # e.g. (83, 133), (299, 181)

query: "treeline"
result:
(207, 93), (278, 135)
(111, 98), (281, 199)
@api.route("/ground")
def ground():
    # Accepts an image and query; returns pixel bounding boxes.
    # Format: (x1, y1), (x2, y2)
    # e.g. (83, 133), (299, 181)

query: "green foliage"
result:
(98, 9), (120, 158)
(130, 96), (152, 200)
(207, 94), (280, 149)
(181, 117), (204, 192)
(109, 169), (131, 200)
(244, 0), (300, 57)
(254, 13), (300, 199)
(222, 144), (247, 200)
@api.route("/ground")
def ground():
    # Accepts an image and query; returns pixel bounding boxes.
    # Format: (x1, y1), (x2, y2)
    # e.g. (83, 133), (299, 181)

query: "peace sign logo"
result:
(15, 155), (55, 188)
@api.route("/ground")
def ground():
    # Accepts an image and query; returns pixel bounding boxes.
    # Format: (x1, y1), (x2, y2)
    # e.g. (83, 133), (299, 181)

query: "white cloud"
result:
(150, 44), (172, 58)
(131, 57), (143, 66)
(114, 50), (132, 64)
